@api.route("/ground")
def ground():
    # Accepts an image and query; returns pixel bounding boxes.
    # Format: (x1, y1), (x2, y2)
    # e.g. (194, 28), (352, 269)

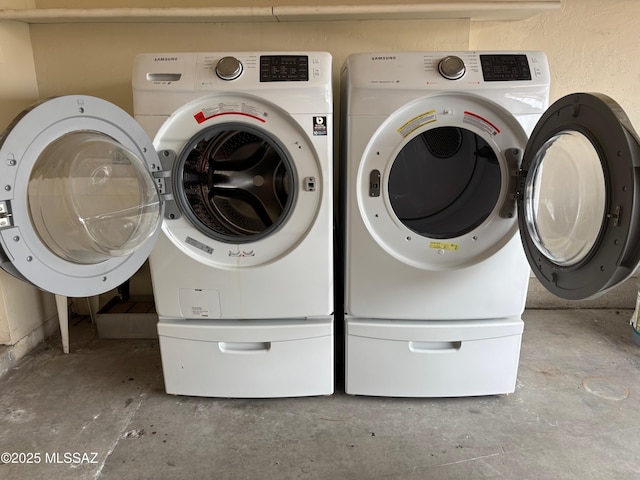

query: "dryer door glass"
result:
(519, 93), (640, 300)
(175, 124), (296, 243)
(524, 130), (606, 266)
(28, 131), (161, 264)
(388, 126), (501, 239)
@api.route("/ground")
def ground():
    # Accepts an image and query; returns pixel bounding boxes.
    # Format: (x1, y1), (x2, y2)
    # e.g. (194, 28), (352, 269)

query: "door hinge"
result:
(0, 201), (13, 229)
(152, 150), (181, 220)
(499, 148), (523, 218)
(513, 168), (527, 201)
(607, 205), (621, 227)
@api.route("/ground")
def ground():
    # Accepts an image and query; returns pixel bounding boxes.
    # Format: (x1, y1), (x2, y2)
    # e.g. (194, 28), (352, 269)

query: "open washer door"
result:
(0, 96), (162, 297)
(518, 93), (640, 300)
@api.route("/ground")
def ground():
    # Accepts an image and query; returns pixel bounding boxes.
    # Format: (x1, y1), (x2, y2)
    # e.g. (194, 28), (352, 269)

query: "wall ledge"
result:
(0, 2), (561, 24)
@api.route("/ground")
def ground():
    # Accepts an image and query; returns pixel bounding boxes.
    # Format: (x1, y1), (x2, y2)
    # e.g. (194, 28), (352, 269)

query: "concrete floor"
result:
(1, 309), (640, 479)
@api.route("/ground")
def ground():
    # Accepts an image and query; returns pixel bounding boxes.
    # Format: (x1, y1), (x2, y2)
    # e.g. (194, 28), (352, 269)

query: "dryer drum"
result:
(388, 126), (501, 239)
(179, 128), (294, 241)
(422, 127), (463, 158)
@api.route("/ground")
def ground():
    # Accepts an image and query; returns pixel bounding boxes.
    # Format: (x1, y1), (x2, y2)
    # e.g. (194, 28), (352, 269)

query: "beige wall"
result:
(469, 0), (640, 308)
(1, 0), (640, 347)
(0, 19), (38, 126)
(0, 17), (57, 346)
(26, 0), (640, 124)
(470, 0), (640, 126)
(28, 19), (469, 112)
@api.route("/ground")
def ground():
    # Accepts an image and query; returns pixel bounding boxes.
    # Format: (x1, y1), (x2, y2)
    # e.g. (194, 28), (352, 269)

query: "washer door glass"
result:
(519, 93), (640, 300)
(175, 124), (295, 243)
(28, 131), (161, 264)
(0, 95), (162, 297)
(388, 126), (501, 239)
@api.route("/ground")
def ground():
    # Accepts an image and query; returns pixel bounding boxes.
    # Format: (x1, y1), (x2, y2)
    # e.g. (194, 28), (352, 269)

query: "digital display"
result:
(480, 54), (532, 82)
(260, 55), (309, 82)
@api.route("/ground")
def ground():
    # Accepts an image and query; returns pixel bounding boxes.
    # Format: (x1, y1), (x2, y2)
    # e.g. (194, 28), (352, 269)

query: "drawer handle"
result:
(409, 341), (462, 353)
(219, 342), (271, 353)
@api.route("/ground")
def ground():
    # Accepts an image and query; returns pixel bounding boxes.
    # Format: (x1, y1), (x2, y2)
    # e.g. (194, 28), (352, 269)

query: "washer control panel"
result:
(211, 55), (312, 82)
(260, 55), (309, 82)
(133, 52), (331, 91)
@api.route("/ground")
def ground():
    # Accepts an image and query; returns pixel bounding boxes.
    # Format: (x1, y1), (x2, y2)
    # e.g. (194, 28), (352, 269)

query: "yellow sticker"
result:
(398, 110), (437, 137)
(429, 242), (459, 251)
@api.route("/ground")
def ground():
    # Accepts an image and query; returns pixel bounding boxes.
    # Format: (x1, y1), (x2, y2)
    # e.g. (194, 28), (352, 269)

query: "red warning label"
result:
(194, 102), (267, 124)
(463, 111), (500, 136)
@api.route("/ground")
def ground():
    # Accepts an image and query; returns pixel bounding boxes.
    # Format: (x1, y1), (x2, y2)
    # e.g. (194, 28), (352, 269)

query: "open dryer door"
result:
(0, 95), (163, 297)
(518, 93), (640, 300)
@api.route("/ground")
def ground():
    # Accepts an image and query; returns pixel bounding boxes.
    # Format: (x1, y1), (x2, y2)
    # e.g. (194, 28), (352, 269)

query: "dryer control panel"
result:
(345, 51), (550, 90)
(479, 54), (532, 82)
(436, 54), (534, 82)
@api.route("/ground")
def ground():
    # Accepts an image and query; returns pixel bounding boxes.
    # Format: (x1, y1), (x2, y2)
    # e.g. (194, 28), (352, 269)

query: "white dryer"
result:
(341, 51), (640, 397)
(0, 51), (334, 398)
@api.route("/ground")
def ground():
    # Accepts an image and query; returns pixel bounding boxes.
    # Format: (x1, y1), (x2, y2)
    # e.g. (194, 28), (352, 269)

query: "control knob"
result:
(216, 56), (243, 81)
(438, 55), (466, 80)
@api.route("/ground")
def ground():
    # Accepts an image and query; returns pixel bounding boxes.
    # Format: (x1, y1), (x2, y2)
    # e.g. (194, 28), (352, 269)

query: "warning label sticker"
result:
(194, 102), (267, 124)
(397, 110), (437, 137)
(463, 111), (500, 136)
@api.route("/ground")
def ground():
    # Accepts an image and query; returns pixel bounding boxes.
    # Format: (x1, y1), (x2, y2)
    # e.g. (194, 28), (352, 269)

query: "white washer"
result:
(341, 51), (640, 397)
(0, 51), (334, 398)
(135, 51), (334, 398)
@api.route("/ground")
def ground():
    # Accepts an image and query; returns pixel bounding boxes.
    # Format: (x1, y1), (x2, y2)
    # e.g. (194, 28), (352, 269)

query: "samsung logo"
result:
(371, 56), (397, 61)
(154, 57), (178, 62)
